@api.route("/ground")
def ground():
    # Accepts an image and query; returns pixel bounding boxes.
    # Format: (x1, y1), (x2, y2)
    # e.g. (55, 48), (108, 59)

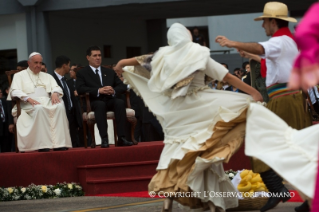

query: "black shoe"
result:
(295, 201), (310, 212)
(260, 169), (291, 212)
(260, 187), (290, 212)
(101, 139), (109, 148)
(53, 147), (68, 151)
(38, 148), (50, 152)
(118, 137), (132, 146)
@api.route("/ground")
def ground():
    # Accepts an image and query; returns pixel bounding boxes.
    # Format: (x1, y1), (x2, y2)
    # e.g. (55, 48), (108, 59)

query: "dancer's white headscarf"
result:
(148, 23), (210, 93)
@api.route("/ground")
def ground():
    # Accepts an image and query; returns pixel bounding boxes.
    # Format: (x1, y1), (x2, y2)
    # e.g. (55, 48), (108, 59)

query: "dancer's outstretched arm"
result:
(114, 58), (139, 74)
(239, 50), (261, 62)
(224, 73), (263, 102)
(215, 35), (264, 55)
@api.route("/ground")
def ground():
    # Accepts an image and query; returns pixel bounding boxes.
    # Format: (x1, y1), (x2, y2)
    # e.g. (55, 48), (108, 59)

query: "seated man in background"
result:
(233, 67), (241, 78)
(8, 52), (72, 152)
(192, 27), (207, 46)
(41, 62), (48, 73)
(241, 61), (251, 86)
(16, 60), (28, 71)
(76, 46), (132, 148)
(67, 63), (85, 147)
(52, 56), (83, 147)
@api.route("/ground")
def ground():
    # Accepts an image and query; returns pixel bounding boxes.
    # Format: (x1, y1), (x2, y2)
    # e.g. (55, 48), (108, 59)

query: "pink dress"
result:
(289, 3), (319, 91)
(293, 3), (319, 211)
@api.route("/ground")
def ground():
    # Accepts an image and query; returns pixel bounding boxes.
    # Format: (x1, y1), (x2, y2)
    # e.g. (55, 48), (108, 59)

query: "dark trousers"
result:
(134, 117), (143, 142)
(77, 126), (85, 147)
(0, 124), (10, 152)
(66, 107), (81, 147)
(91, 98), (126, 140)
(313, 102), (319, 114)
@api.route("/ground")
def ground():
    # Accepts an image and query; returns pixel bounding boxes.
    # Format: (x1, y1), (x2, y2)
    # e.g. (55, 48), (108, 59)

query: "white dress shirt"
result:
(259, 36), (298, 87)
(90, 65), (103, 85)
(89, 65), (116, 97)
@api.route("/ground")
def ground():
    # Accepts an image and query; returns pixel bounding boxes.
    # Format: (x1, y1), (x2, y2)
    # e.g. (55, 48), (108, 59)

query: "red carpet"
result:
(0, 141), (251, 195)
(0, 141), (164, 188)
(289, 190), (304, 202)
(93, 190), (303, 202)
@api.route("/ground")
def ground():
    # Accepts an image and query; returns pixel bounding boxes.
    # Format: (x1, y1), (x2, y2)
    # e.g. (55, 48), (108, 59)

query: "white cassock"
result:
(8, 68), (72, 151)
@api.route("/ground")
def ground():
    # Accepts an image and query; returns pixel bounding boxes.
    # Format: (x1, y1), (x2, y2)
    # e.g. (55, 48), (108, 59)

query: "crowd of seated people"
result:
(207, 61), (251, 93)
(0, 46), (164, 153)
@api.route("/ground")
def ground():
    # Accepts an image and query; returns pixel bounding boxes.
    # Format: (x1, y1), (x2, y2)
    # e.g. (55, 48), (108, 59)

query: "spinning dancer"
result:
(115, 23), (262, 212)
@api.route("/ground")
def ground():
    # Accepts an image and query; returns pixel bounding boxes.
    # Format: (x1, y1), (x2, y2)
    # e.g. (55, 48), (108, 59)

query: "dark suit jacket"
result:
(76, 66), (127, 102)
(67, 78), (76, 90)
(67, 78), (83, 127)
(0, 98), (10, 136)
(243, 72), (251, 86)
(52, 72), (76, 111)
(225, 86), (232, 91)
(6, 100), (14, 125)
(239, 72), (251, 94)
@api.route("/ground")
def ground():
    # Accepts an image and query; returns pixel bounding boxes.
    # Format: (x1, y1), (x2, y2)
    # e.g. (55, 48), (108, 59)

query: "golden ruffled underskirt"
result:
(149, 109), (247, 209)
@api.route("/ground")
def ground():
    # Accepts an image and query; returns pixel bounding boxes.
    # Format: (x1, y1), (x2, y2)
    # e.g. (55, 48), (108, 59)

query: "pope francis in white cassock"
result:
(8, 52), (72, 152)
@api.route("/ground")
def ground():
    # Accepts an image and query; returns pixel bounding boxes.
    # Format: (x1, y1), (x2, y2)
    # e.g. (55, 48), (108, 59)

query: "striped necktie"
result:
(0, 100), (5, 122)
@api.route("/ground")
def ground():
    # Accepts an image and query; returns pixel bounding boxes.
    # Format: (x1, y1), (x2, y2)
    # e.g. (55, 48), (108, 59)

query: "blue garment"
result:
(229, 86), (239, 93)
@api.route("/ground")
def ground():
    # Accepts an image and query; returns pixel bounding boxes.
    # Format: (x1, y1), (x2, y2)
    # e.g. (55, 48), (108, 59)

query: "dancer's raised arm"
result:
(223, 73), (263, 102)
(114, 58), (139, 75)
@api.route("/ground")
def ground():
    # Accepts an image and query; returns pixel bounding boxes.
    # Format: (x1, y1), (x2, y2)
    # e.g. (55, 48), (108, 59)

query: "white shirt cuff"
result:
(23, 96), (29, 102)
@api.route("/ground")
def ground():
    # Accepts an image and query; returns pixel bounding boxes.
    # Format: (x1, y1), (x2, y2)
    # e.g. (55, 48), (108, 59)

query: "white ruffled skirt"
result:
(245, 103), (319, 199)
(123, 70), (254, 210)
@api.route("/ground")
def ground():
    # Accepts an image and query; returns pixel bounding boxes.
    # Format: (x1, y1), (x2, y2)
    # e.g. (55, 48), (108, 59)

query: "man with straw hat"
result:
(216, 2), (312, 212)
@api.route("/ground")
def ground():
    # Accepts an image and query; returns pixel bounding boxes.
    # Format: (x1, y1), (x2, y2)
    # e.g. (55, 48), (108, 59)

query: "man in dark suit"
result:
(76, 46), (132, 148)
(67, 64), (85, 147)
(51, 56), (79, 148)
(4, 86), (15, 151)
(0, 89), (12, 152)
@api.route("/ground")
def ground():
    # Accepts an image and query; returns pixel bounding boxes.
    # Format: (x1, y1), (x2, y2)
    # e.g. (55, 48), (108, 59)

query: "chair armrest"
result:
(11, 97), (21, 117)
(125, 91), (131, 109)
(85, 93), (91, 113)
(79, 94), (85, 114)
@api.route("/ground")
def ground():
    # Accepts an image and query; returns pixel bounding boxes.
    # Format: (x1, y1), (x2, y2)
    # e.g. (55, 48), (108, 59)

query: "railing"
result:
(210, 49), (234, 54)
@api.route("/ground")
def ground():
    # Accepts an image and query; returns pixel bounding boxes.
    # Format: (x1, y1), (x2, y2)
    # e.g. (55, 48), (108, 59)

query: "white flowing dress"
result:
(246, 103), (319, 199)
(123, 57), (254, 210)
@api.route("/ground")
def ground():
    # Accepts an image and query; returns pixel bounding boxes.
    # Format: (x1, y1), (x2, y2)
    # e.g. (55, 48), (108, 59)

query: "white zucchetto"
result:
(29, 52), (41, 59)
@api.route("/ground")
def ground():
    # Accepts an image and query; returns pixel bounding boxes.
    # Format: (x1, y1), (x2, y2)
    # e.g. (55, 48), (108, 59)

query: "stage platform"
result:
(0, 141), (251, 195)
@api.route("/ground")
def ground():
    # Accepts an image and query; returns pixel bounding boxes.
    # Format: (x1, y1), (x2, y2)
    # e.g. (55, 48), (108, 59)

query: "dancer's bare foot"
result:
(208, 201), (216, 212)
(217, 207), (225, 212)
(208, 201), (226, 212)
(161, 197), (173, 212)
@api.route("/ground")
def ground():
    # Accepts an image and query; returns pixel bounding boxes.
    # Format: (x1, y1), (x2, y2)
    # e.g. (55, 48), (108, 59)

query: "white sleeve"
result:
(11, 89), (29, 101)
(259, 37), (282, 60)
(204, 58), (229, 81)
(9, 73), (29, 101)
(52, 86), (63, 97)
(49, 75), (64, 97)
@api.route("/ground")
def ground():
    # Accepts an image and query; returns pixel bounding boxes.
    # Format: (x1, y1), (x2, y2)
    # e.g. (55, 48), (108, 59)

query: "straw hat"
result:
(254, 2), (297, 22)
